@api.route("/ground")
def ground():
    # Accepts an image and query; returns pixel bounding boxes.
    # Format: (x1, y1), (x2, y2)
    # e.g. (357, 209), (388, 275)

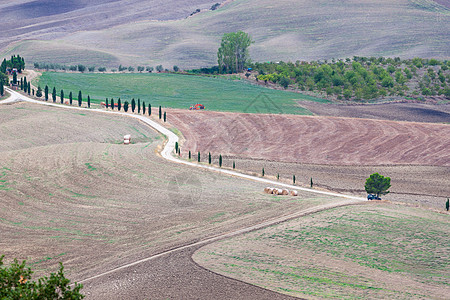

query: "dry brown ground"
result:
(167, 109), (450, 208)
(298, 101), (450, 123)
(0, 102), (334, 299)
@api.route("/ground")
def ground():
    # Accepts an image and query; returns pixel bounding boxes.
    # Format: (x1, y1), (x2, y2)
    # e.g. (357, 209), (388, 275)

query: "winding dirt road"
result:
(2, 88), (365, 299)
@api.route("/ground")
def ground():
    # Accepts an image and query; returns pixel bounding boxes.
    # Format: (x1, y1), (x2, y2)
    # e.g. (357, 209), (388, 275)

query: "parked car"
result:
(367, 194), (381, 200)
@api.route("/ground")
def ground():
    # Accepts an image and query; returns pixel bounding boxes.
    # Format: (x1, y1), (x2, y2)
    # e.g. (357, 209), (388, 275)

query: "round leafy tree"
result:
(365, 173), (391, 198)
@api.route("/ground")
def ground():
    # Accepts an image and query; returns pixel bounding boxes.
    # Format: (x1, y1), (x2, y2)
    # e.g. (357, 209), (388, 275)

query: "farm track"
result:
(1, 88), (365, 299)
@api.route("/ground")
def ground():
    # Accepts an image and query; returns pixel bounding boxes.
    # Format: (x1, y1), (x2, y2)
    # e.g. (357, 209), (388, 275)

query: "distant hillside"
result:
(1, 0), (449, 68)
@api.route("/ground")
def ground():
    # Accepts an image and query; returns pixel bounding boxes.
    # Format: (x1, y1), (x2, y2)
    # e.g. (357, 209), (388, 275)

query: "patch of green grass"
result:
(36, 72), (327, 114)
(85, 163), (97, 171)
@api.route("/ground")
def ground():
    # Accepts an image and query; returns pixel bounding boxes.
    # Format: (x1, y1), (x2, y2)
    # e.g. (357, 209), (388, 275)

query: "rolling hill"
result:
(1, 0), (449, 68)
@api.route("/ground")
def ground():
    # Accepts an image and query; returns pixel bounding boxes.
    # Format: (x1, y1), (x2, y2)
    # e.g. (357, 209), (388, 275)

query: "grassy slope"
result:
(2, 0), (449, 68)
(194, 204), (450, 299)
(35, 72), (327, 114)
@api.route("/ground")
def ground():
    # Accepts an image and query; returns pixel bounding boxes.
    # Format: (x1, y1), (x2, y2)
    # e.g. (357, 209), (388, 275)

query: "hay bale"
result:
(124, 134), (131, 140)
(281, 189), (289, 195)
(264, 187), (271, 193)
(290, 190), (298, 196)
(124, 140), (130, 145)
(274, 188), (283, 195)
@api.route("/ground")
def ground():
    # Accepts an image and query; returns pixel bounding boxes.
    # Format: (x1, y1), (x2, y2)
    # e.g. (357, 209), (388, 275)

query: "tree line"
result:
(1, 55), (25, 73)
(33, 63), (181, 73)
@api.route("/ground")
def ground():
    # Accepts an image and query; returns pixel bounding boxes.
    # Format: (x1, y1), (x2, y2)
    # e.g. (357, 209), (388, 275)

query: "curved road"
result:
(2, 88), (365, 299)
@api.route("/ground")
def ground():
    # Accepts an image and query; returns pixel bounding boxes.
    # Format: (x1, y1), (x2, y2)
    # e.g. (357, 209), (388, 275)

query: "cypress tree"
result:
(262, 168), (265, 177)
(78, 91), (82, 106)
(178, 147), (181, 156)
(44, 85), (49, 101)
(159, 106), (162, 119)
(233, 161), (235, 169)
(27, 83), (31, 95)
(198, 151), (201, 162)
(60, 90), (64, 104)
(32, 89), (34, 96)
(219, 155), (222, 167)
(164, 112), (166, 122)
(208, 152), (211, 164)
(23, 77), (27, 92)
(0, 80), (4, 96)
(310, 177), (313, 188)
(52, 87), (56, 102)
(446, 198), (449, 211)
(131, 98), (136, 112)
(87, 95), (91, 108)
(293, 175), (296, 184)
(36, 86), (42, 97)
(175, 142), (178, 153)
(277, 173), (280, 180)
(124, 101), (129, 112)
(106, 98), (109, 108)
(138, 98), (141, 113)
(111, 98), (114, 110)
(13, 72), (17, 84)
(20, 78), (23, 90)
(188, 150), (191, 160)
(148, 104), (151, 115)
(69, 91), (73, 105)
(142, 101), (146, 114)
(117, 98), (121, 111)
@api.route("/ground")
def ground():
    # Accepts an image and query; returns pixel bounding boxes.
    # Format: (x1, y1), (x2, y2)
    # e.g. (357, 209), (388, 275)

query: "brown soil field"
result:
(194, 203), (450, 299)
(298, 101), (450, 123)
(0, 102), (336, 298)
(167, 109), (450, 209)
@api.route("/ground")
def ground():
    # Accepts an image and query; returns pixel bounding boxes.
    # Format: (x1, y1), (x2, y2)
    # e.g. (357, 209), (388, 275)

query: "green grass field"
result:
(35, 72), (327, 114)
(194, 204), (450, 299)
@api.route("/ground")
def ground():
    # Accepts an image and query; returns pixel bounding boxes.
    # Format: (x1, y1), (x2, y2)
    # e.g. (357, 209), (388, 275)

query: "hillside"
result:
(1, 0), (449, 68)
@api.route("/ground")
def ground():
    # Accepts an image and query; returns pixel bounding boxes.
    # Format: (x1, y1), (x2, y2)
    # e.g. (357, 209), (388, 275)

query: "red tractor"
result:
(189, 104), (205, 110)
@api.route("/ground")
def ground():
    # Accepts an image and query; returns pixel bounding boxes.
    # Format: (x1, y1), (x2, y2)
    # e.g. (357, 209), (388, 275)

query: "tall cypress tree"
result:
(117, 98), (121, 111)
(159, 106), (162, 119)
(78, 90), (82, 106)
(208, 152), (212, 164)
(60, 90), (64, 104)
(131, 98), (136, 112)
(13, 72), (17, 85)
(23, 77), (27, 92)
(188, 150), (191, 160)
(137, 98), (141, 113)
(111, 98), (114, 110)
(87, 95), (91, 108)
(163, 112), (166, 122)
(175, 142), (179, 153)
(142, 101), (146, 114)
(124, 101), (129, 112)
(310, 177), (313, 188)
(262, 168), (265, 177)
(233, 161), (235, 169)
(27, 83), (31, 95)
(20, 78), (23, 90)
(44, 85), (49, 101)
(69, 91), (73, 105)
(52, 87), (56, 102)
(106, 98), (109, 108)
(219, 155), (222, 167)
(293, 175), (296, 184)
(0, 80), (4, 96)
(198, 151), (201, 162)
(149, 104), (151, 115)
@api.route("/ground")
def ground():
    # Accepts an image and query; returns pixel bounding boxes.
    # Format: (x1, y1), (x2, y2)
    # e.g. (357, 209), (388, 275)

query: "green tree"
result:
(78, 91), (82, 106)
(27, 82), (31, 95)
(138, 98), (141, 113)
(198, 151), (201, 162)
(142, 101), (146, 114)
(446, 198), (449, 211)
(208, 152), (212, 164)
(173, 65), (179, 72)
(156, 65), (164, 72)
(0, 255), (84, 299)
(293, 175), (296, 184)
(233, 161), (235, 169)
(52, 87), (56, 102)
(175, 142), (179, 153)
(159, 106), (162, 119)
(77, 64), (86, 72)
(87, 95), (91, 108)
(106, 98), (109, 108)
(44, 85), (49, 101)
(148, 103), (151, 115)
(69, 91), (73, 105)
(188, 150), (191, 160)
(23, 77), (27, 93)
(13, 72), (17, 85)
(310, 177), (313, 188)
(36, 86), (43, 97)
(218, 31), (253, 73)
(117, 98), (121, 111)
(164, 112), (166, 122)
(131, 98), (136, 112)
(262, 167), (265, 177)
(124, 101), (129, 112)
(365, 173), (391, 198)
(111, 98), (114, 110)
(60, 90), (64, 104)
(0, 79), (4, 96)
(219, 154), (222, 167)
